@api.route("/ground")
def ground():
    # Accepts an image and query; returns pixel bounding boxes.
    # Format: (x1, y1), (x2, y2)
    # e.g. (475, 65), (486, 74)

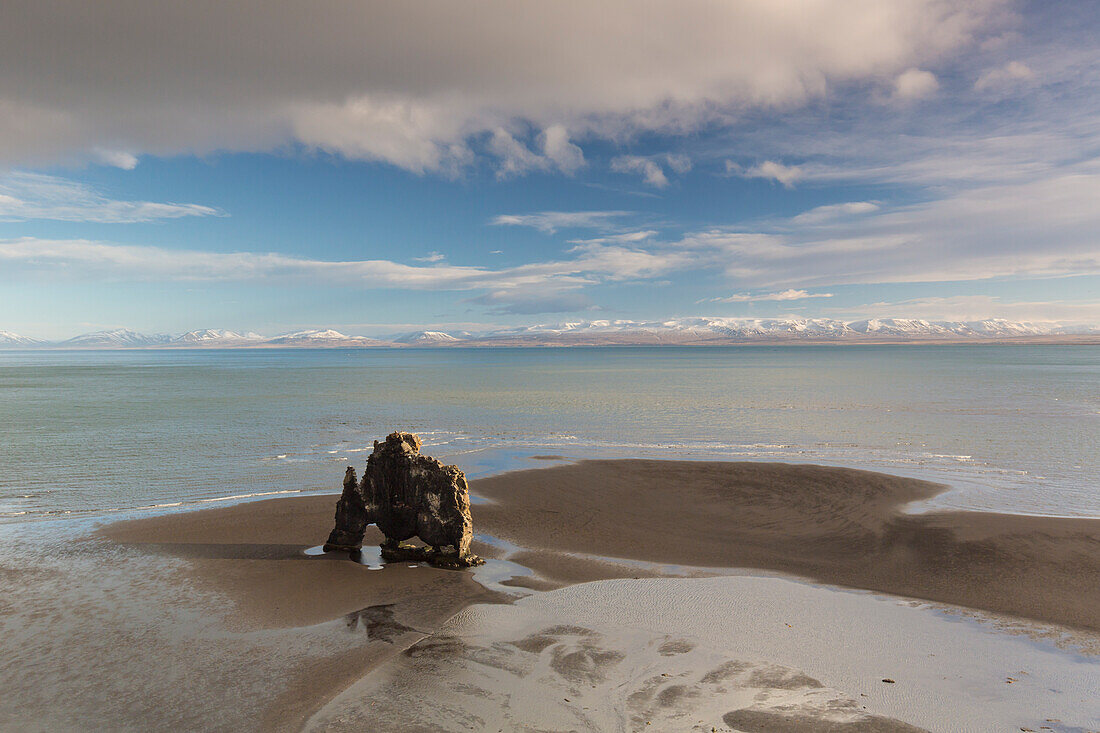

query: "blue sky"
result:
(1, 0), (1098, 338)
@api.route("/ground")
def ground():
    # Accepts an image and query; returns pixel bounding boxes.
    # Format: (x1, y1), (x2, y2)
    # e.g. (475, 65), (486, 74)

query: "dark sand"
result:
(89, 459), (1100, 729)
(472, 460), (1100, 632)
(99, 500), (500, 730)
(103, 458), (1100, 632)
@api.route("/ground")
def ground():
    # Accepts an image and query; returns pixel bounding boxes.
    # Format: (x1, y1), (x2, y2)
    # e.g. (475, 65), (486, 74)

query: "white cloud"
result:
(92, 148), (139, 170)
(892, 68), (940, 101)
(486, 125), (584, 178)
(675, 160), (1100, 287)
(290, 95), (475, 175)
(791, 201), (880, 224)
(539, 124), (585, 174)
(611, 154), (692, 188)
(611, 156), (667, 188)
(832, 295), (1100, 324)
(488, 128), (546, 179)
(0, 1), (1009, 172)
(0, 172), (219, 223)
(974, 61), (1035, 92)
(568, 230), (658, 245)
(0, 236), (685, 294)
(699, 289), (834, 304)
(490, 210), (630, 234)
(665, 155), (692, 175)
(467, 288), (597, 315)
(730, 160), (804, 188)
(413, 251), (446, 262)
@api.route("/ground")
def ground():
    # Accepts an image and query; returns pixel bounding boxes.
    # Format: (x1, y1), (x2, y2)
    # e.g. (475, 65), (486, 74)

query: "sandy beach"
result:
(2, 459), (1098, 731)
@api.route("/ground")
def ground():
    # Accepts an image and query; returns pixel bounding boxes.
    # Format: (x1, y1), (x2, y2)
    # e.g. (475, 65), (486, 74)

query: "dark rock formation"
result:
(323, 432), (483, 568)
(322, 466), (368, 552)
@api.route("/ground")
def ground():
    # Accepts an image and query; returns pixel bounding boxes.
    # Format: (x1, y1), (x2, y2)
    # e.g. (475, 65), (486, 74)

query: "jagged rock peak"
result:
(375, 431), (422, 454)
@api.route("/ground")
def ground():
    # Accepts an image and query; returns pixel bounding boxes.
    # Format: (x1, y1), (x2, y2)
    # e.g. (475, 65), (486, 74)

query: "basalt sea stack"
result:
(323, 432), (484, 568)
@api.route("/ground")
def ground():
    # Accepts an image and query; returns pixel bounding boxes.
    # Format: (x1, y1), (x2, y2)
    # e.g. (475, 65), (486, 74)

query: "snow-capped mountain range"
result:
(1, 319), (1098, 349)
(266, 329), (384, 346)
(0, 330), (46, 347)
(391, 330), (464, 344)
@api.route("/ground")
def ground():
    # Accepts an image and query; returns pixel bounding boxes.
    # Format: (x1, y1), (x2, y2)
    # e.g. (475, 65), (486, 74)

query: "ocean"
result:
(1, 345), (1097, 523)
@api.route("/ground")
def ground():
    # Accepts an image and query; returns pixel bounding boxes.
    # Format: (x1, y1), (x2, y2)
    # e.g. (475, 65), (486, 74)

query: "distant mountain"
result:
(60, 328), (172, 348)
(392, 330), (463, 344)
(265, 329), (385, 347)
(462, 317), (1099, 345)
(171, 329), (264, 344)
(0, 330), (45, 347)
(958, 319), (1052, 337)
(4, 318), (1097, 348)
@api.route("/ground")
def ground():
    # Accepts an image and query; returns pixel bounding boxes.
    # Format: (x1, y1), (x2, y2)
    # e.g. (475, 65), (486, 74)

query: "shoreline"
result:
(7, 445), (1096, 527)
(96, 457), (1100, 634)
(4, 457), (1096, 730)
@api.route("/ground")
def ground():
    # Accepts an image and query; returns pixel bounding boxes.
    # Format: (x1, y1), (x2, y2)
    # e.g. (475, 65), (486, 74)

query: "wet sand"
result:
(306, 576), (1100, 732)
(7, 459), (1096, 730)
(473, 460), (1100, 632)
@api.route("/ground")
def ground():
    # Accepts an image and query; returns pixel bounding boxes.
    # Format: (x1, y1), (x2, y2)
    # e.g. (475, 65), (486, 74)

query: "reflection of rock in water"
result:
(343, 604), (420, 643)
(323, 432), (484, 568)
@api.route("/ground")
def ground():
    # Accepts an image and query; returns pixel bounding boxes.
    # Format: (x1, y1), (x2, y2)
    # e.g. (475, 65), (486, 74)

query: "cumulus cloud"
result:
(291, 95), (475, 174)
(892, 68), (940, 101)
(699, 289), (834, 304)
(0, 172), (219, 223)
(490, 210), (630, 234)
(0, 0), (1009, 173)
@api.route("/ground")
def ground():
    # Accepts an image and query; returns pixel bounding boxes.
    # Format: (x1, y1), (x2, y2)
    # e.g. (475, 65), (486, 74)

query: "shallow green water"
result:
(0, 345), (1096, 520)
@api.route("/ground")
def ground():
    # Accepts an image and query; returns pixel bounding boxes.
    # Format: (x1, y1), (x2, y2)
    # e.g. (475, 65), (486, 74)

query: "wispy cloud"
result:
(92, 149), (139, 170)
(0, 236), (686, 294)
(677, 158), (1100, 288)
(790, 202), (880, 225)
(610, 154), (692, 188)
(0, 172), (220, 223)
(698, 289), (834, 304)
(490, 210), (631, 234)
(567, 230), (658, 246)
(829, 295), (1100, 324)
(974, 61), (1035, 93)
(727, 160), (804, 188)
(465, 288), (597, 315)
